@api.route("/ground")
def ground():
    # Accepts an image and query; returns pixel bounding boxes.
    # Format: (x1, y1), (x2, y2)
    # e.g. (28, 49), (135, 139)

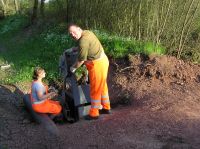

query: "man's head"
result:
(68, 23), (83, 40)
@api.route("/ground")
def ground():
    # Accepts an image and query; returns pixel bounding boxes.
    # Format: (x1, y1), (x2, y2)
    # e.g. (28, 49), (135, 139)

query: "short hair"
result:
(67, 23), (81, 30)
(32, 67), (44, 80)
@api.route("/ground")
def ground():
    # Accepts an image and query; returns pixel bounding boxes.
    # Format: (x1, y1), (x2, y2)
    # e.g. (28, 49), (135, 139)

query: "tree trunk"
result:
(14, 0), (19, 13)
(156, 0), (172, 44)
(181, 0), (200, 52)
(177, 0), (195, 59)
(31, 0), (39, 24)
(40, 0), (45, 17)
(138, 0), (142, 40)
(0, 0), (6, 17)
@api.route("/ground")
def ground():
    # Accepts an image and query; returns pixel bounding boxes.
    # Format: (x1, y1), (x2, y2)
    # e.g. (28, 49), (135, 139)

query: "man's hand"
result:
(70, 66), (76, 73)
(65, 48), (73, 53)
(72, 47), (78, 52)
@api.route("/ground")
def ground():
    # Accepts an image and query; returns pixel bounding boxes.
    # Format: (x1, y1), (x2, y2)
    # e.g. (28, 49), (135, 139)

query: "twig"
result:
(118, 66), (134, 73)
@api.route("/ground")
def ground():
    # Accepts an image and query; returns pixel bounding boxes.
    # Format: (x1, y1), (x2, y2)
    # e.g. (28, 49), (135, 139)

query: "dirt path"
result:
(1, 54), (200, 149)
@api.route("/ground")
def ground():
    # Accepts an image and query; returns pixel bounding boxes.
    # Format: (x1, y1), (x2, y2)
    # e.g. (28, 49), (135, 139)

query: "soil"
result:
(1, 54), (200, 149)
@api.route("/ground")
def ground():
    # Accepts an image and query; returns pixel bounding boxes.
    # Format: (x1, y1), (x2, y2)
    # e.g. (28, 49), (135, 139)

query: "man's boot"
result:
(99, 109), (111, 114)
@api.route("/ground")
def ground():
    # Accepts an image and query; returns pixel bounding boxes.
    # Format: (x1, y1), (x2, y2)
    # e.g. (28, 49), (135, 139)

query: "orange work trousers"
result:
(85, 55), (110, 117)
(32, 99), (62, 115)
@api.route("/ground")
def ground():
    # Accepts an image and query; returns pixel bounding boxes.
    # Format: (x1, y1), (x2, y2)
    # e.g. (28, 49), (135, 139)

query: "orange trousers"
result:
(85, 55), (110, 117)
(32, 99), (62, 115)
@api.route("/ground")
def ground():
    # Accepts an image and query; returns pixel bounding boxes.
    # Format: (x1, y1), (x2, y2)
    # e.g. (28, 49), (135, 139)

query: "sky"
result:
(44, 0), (50, 3)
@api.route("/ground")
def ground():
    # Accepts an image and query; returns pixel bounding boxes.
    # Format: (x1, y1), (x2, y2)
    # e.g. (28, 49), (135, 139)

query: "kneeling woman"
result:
(30, 67), (62, 116)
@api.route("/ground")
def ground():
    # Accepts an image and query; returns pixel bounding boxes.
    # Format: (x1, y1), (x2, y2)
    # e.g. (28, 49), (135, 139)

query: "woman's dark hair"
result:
(32, 67), (44, 80)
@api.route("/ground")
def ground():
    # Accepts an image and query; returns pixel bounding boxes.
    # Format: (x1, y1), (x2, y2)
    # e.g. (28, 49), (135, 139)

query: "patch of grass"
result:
(0, 33), (76, 84)
(0, 18), (76, 83)
(94, 30), (166, 58)
(143, 42), (165, 55)
(0, 14), (28, 36)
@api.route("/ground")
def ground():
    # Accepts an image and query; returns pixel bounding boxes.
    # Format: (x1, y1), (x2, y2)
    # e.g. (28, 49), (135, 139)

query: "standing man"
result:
(68, 23), (111, 120)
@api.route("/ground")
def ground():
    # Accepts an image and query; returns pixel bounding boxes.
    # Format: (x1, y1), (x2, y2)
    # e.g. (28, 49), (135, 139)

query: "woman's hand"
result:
(49, 92), (58, 98)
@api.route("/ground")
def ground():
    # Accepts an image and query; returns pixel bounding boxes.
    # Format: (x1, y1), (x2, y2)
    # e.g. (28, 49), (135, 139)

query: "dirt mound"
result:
(115, 54), (200, 84)
(109, 54), (200, 105)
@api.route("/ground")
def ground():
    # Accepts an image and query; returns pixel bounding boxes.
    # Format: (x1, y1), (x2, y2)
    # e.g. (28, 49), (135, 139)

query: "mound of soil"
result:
(1, 54), (200, 149)
(109, 54), (200, 106)
(108, 54), (200, 148)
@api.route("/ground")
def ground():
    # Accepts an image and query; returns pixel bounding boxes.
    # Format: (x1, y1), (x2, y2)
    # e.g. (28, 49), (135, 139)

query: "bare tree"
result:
(156, 0), (172, 44)
(177, 0), (195, 58)
(0, 0), (6, 16)
(138, 0), (142, 40)
(31, 0), (38, 24)
(14, 0), (19, 13)
(178, 0), (200, 58)
(40, 0), (45, 17)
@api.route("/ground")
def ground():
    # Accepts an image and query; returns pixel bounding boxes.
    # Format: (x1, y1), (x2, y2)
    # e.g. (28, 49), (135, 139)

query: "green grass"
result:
(95, 30), (166, 58)
(0, 17), (76, 84)
(0, 14), (28, 35)
(0, 15), (166, 84)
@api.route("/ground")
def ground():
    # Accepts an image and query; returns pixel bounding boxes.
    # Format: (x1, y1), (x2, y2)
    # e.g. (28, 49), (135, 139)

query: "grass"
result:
(0, 15), (166, 84)
(95, 30), (166, 58)
(0, 18), (78, 84)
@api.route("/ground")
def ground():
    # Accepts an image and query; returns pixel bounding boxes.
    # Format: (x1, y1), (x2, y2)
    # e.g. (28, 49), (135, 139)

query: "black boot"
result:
(53, 113), (64, 123)
(84, 115), (99, 120)
(99, 109), (111, 114)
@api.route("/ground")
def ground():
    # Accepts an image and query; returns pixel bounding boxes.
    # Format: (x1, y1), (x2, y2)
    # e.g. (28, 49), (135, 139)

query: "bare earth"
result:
(1, 54), (200, 149)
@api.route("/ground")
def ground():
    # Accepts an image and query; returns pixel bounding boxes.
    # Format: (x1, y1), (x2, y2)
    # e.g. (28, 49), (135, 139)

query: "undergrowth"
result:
(0, 15), (165, 84)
